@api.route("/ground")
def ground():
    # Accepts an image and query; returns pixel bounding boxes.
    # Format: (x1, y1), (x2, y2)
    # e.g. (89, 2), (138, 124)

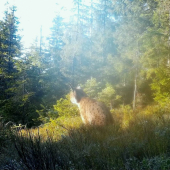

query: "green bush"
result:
(53, 94), (79, 117)
(37, 94), (79, 123)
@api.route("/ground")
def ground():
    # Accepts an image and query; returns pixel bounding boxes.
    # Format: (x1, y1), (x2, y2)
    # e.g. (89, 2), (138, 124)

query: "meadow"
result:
(1, 103), (170, 170)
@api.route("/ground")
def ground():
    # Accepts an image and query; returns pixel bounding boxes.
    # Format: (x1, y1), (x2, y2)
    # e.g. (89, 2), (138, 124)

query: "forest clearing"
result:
(1, 0), (170, 169)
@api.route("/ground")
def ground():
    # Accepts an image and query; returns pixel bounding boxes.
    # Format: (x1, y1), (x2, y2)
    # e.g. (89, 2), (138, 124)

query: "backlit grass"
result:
(1, 104), (170, 169)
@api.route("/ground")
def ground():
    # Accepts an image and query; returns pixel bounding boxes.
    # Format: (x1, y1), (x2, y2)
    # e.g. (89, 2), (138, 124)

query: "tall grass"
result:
(2, 104), (170, 169)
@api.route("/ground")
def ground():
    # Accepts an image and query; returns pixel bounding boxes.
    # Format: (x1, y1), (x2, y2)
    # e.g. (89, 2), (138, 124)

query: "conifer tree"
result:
(0, 6), (22, 122)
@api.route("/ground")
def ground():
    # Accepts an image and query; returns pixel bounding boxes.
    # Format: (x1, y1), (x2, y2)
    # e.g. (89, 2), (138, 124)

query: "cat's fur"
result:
(70, 88), (113, 126)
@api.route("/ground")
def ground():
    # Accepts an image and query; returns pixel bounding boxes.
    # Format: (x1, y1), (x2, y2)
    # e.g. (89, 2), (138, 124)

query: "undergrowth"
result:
(1, 104), (170, 169)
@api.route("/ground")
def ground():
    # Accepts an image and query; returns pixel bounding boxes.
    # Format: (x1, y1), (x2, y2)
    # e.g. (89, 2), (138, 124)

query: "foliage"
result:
(82, 77), (102, 98)
(98, 83), (121, 108)
(0, 6), (23, 123)
(37, 94), (79, 123)
(53, 94), (79, 117)
(0, 119), (19, 170)
(36, 104), (58, 123)
(150, 67), (170, 105)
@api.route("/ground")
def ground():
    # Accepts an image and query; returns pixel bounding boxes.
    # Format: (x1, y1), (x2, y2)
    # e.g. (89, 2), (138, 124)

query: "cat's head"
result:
(70, 86), (87, 104)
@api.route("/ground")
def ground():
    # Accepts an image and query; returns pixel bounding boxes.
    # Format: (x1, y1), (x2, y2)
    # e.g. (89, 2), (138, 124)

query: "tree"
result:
(108, 0), (159, 108)
(140, 0), (170, 105)
(0, 6), (23, 122)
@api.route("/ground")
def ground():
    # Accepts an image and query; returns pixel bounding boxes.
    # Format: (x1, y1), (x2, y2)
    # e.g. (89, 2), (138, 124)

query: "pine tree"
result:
(108, 0), (159, 107)
(0, 6), (22, 122)
(140, 0), (170, 104)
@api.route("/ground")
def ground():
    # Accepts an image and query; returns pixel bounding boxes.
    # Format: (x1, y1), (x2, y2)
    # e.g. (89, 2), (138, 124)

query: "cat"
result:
(70, 87), (113, 126)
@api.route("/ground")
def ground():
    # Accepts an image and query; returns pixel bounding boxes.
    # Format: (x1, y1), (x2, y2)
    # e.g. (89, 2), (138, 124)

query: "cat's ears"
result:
(76, 85), (81, 89)
(69, 84), (81, 91)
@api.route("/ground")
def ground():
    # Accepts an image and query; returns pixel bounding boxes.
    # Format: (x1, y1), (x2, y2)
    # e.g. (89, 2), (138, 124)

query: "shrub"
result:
(53, 94), (79, 117)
